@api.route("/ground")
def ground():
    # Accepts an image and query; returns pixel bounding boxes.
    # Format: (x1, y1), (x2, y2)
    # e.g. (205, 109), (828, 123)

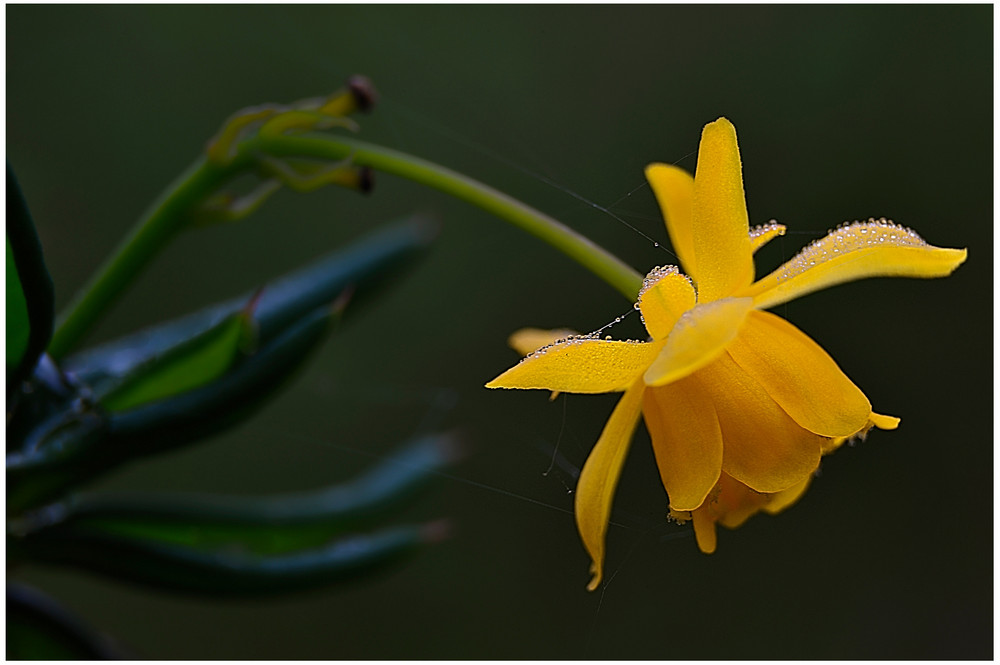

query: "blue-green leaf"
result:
(63, 216), (435, 392)
(15, 521), (445, 596)
(10, 436), (455, 595)
(6, 163), (55, 393)
(12, 432), (458, 553)
(7, 217), (436, 514)
(98, 296), (255, 412)
(6, 583), (126, 659)
(7, 237), (31, 371)
(7, 305), (331, 514)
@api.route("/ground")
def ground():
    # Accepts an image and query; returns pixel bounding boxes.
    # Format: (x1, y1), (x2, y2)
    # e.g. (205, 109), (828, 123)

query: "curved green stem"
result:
(50, 132), (643, 359)
(258, 133), (644, 301)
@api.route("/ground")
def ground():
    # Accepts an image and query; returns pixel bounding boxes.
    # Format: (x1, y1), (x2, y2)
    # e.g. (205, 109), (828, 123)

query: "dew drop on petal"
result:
(779, 218), (926, 282)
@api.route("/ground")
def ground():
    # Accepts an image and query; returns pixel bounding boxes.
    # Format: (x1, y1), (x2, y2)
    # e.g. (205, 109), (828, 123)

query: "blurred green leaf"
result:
(99, 297), (254, 412)
(64, 216), (436, 392)
(7, 305), (330, 514)
(6, 583), (124, 659)
(7, 238), (30, 372)
(6, 163), (55, 393)
(12, 433), (458, 555)
(7, 217), (437, 514)
(105, 302), (333, 449)
(14, 521), (445, 596)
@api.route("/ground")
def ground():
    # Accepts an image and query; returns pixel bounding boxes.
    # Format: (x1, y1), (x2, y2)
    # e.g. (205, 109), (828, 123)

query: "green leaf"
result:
(12, 433), (459, 556)
(7, 306), (330, 514)
(63, 216), (436, 392)
(15, 521), (445, 596)
(7, 237), (31, 371)
(99, 298), (254, 412)
(6, 163), (55, 392)
(105, 302), (333, 449)
(6, 584), (125, 659)
(8, 217), (437, 514)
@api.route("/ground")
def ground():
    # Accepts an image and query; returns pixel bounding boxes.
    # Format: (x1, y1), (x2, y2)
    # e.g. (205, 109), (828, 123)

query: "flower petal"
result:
(575, 379), (646, 591)
(691, 472), (812, 552)
(727, 310), (871, 437)
(698, 353), (823, 493)
(691, 506), (717, 554)
(486, 337), (655, 393)
(507, 327), (578, 356)
(642, 378), (723, 512)
(743, 219), (968, 310)
(761, 474), (812, 516)
(870, 412), (900, 431)
(643, 297), (753, 387)
(636, 266), (697, 340)
(750, 222), (786, 254)
(691, 118), (754, 302)
(822, 410), (900, 454)
(712, 472), (772, 529)
(645, 163), (696, 277)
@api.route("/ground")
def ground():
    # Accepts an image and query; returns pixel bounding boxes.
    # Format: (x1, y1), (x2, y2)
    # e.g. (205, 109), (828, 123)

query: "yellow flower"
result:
(486, 118), (967, 590)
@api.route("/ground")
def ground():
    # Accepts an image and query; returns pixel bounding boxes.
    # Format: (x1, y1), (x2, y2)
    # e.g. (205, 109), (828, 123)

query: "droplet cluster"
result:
(778, 218), (926, 282)
(634, 265), (695, 332)
(637, 265), (682, 303)
(518, 331), (646, 364)
(749, 220), (786, 242)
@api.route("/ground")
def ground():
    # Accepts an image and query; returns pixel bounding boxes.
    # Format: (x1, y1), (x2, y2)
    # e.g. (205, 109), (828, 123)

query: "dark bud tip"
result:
(421, 519), (453, 544)
(347, 75), (378, 113)
(357, 166), (375, 195)
(435, 429), (467, 465)
(330, 285), (356, 316)
(243, 287), (266, 317)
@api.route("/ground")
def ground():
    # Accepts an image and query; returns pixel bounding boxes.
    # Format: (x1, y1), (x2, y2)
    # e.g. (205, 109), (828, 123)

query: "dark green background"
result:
(7, 5), (991, 659)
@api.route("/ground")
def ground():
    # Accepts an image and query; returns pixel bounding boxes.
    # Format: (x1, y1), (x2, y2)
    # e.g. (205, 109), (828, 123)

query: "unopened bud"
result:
(357, 166), (374, 194)
(347, 75), (378, 112)
(325, 165), (374, 195)
(319, 75), (379, 116)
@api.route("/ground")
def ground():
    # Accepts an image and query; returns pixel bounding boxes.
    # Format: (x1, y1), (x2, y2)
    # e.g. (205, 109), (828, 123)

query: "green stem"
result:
(260, 133), (644, 301)
(49, 160), (235, 359)
(50, 132), (643, 359)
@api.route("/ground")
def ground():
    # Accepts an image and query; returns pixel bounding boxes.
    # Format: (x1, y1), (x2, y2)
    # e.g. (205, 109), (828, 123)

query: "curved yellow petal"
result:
(691, 506), (717, 554)
(507, 327), (578, 356)
(712, 473), (772, 529)
(645, 163), (696, 277)
(692, 118), (754, 302)
(750, 222), (786, 254)
(575, 379), (646, 591)
(870, 412), (900, 430)
(690, 472), (811, 551)
(486, 337), (655, 394)
(743, 219), (968, 310)
(699, 353), (823, 493)
(727, 311), (871, 437)
(822, 410), (900, 454)
(643, 297), (753, 387)
(761, 473), (812, 516)
(636, 266), (696, 340)
(642, 378), (723, 512)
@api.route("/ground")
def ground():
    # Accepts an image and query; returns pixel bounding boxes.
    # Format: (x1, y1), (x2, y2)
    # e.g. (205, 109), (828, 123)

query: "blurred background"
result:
(7, 5), (991, 659)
